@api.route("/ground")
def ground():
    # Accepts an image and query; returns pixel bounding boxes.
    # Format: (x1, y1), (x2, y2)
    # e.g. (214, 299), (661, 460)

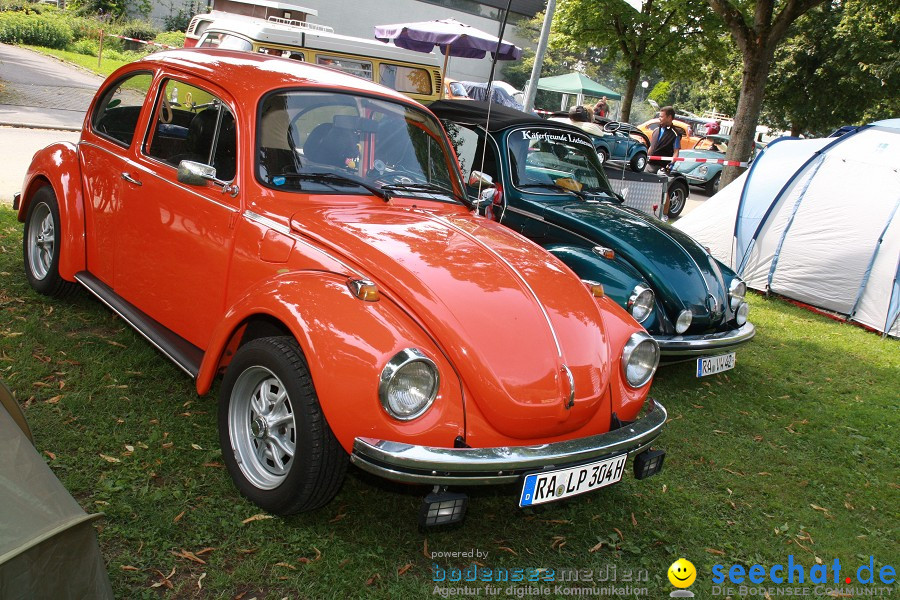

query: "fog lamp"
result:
(419, 489), (468, 527)
(633, 448), (666, 480)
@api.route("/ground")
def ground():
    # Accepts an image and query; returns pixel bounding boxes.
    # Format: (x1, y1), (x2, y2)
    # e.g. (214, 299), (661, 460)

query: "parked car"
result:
(590, 122), (649, 172)
(672, 135), (766, 195)
(16, 50), (667, 523)
(638, 116), (704, 151)
(431, 100), (755, 369)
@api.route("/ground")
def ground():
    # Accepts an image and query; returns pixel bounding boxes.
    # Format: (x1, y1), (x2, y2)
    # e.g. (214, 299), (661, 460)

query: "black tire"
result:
(667, 180), (689, 218)
(630, 152), (647, 172)
(219, 336), (347, 515)
(704, 172), (721, 196)
(22, 186), (77, 298)
(596, 147), (609, 164)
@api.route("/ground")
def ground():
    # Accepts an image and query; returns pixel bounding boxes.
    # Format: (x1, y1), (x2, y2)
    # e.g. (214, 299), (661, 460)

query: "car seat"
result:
(303, 123), (357, 169)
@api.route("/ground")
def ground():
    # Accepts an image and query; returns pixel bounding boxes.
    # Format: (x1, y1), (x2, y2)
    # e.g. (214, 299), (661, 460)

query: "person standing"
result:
(593, 96), (610, 119)
(647, 106), (681, 174)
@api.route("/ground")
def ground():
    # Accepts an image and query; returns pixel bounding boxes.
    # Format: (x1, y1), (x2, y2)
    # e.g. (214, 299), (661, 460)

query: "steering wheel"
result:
(603, 121), (621, 133)
(158, 96), (173, 124)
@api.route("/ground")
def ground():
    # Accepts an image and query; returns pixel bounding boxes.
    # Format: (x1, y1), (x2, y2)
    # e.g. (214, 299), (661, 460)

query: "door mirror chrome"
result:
(468, 170), (494, 189)
(177, 160), (217, 185)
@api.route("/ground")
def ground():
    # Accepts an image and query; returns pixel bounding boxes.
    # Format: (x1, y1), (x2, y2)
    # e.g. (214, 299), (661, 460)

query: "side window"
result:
(198, 33), (252, 52)
(442, 122), (497, 184)
(379, 64), (433, 95)
(316, 55), (373, 80)
(145, 79), (237, 182)
(91, 72), (153, 146)
(258, 46), (305, 60)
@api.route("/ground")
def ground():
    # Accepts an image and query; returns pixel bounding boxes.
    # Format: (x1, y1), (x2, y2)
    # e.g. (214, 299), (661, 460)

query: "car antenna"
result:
(474, 0), (513, 203)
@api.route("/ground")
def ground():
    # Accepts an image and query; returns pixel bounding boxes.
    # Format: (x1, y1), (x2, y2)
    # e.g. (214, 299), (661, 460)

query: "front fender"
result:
(18, 142), (85, 281)
(546, 244), (645, 305)
(198, 271), (465, 453)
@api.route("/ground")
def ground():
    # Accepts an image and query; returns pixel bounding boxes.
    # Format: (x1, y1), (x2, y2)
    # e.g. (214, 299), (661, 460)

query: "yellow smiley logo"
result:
(668, 558), (696, 588)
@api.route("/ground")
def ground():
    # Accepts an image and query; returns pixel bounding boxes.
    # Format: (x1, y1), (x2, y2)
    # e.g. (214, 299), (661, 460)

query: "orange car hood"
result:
(290, 204), (612, 439)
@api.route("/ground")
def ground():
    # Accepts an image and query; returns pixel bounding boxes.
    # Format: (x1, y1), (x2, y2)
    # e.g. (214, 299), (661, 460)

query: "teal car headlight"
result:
(621, 332), (659, 388)
(675, 309), (692, 334)
(729, 278), (747, 310)
(736, 302), (750, 326)
(698, 165), (708, 175)
(628, 285), (655, 323)
(379, 349), (439, 420)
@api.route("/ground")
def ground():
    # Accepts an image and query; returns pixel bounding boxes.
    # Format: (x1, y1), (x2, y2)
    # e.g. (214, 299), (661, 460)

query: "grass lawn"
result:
(0, 206), (897, 599)
(23, 45), (132, 78)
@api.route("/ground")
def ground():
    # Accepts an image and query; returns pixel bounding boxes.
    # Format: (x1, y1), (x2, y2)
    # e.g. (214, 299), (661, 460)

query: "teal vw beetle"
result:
(432, 100), (755, 374)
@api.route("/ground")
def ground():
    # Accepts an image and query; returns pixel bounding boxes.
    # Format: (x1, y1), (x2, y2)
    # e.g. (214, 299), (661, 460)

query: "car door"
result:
(113, 75), (240, 349)
(80, 70), (156, 288)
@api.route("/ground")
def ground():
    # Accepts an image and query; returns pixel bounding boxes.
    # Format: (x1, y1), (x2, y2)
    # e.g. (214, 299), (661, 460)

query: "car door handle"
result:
(121, 172), (142, 186)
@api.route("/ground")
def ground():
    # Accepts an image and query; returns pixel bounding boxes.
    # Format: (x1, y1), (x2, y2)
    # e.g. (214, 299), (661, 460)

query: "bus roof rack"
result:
(267, 16), (334, 34)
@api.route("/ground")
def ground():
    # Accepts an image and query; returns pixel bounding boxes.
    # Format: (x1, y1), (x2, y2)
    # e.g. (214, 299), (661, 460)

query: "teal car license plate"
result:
(519, 454), (628, 507)
(697, 352), (736, 377)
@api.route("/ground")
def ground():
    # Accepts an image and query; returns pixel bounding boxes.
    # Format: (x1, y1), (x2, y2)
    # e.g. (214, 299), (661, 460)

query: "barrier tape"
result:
(105, 34), (178, 49)
(649, 156), (750, 167)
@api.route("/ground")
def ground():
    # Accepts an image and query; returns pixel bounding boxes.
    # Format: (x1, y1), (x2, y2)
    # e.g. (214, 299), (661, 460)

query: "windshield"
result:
(257, 91), (465, 203)
(506, 127), (615, 197)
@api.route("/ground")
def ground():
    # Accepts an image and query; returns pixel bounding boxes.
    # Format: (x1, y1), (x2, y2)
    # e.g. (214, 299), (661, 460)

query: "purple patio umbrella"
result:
(374, 18), (522, 96)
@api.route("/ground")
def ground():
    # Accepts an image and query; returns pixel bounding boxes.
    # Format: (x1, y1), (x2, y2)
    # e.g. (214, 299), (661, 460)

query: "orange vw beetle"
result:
(16, 50), (666, 524)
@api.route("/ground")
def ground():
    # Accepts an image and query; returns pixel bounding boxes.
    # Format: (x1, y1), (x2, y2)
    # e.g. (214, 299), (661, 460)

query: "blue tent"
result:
(676, 119), (900, 337)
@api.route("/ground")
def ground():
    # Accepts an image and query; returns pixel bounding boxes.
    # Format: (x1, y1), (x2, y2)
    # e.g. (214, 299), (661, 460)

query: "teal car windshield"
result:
(507, 127), (615, 197)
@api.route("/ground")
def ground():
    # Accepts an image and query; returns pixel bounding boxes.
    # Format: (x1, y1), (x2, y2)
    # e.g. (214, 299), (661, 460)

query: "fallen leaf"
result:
(195, 547), (215, 556)
(662, 484), (668, 493)
(173, 511), (185, 523)
(758, 472), (772, 476)
(589, 541), (606, 553)
(339, 559), (350, 568)
(366, 573), (380, 586)
(197, 572), (206, 590)
(191, 444), (202, 450)
(44, 450), (56, 460)
(275, 562), (296, 570)
(242, 514), (274, 524)
(99, 454), (121, 463)
(713, 430), (729, 435)
(613, 528), (624, 541)
(125, 445), (135, 452)
(105, 340), (126, 348)
(397, 563), (414, 576)
(171, 549), (206, 565)
(498, 546), (518, 555)
(844, 501), (854, 510)
(810, 504), (830, 514)
(550, 536), (566, 550)
(202, 462), (224, 468)
(120, 565), (139, 571)
(631, 512), (638, 527)
(423, 539), (429, 559)
(45, 395), (62, 404)
(706, 548), (725, 556)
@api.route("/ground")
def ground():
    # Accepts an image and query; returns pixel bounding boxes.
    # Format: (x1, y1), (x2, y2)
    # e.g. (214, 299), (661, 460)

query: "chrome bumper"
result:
(656, 322), (755, 358)
(350, 399), (667, 485)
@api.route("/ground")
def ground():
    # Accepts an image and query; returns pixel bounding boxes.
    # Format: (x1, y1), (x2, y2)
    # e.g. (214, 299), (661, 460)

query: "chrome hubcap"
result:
(27, 202), (53, 280)
(229, 366), (296, 490)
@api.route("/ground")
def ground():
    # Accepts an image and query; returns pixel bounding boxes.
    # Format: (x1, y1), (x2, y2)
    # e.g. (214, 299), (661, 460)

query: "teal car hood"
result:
(672, 149), (723, 174)
(541, 199), (728, 324)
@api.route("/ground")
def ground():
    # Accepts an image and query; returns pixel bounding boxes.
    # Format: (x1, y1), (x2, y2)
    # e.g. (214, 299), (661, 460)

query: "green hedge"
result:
(0, 11), (72, 48)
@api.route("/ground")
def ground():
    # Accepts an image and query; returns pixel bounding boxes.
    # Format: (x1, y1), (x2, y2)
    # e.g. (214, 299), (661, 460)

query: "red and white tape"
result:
(105, 34), (178, 49)
(649, 156), (750, 167)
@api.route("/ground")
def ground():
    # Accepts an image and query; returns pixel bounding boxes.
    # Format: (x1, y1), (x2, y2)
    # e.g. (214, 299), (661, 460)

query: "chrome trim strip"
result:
(75, 273), (197, 378)
(655, 322), (756, 357)
(243, 210), (291, 235)
(350, 399), (667, 485)
(505, 206), (545, 221)
(429, 213), (563, 358)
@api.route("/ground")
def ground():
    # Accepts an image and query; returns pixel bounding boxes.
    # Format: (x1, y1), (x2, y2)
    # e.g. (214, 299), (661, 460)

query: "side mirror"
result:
(177, 161), (217, 186)
(468, 170), (494, 188)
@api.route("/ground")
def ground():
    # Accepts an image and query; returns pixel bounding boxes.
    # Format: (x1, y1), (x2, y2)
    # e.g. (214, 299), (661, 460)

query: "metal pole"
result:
(523, 0), (556, 113)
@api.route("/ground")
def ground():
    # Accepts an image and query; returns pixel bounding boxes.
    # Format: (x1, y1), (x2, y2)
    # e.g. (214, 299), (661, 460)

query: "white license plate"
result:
(519, 454), (628, 507)
(697, 352), (736, 377)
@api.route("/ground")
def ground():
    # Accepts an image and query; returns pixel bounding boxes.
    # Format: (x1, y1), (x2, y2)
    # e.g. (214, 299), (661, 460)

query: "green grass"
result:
(23, 44), (132, 77)
(1, 206), (897, 599)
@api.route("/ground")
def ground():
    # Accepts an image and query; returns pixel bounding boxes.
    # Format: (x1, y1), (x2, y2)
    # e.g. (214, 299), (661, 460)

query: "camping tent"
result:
(0, 381), (113, 598)
(675, 119), (900, 338)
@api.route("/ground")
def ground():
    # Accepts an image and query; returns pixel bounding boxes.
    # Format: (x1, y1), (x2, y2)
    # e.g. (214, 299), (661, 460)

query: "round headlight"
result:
(736, 301), (749, 326)
(729, 278), (747, 310)
(379, 349), (439, 420)
(627, 285), (655, 323)
(675, 309), (692, 334)
(621, 332), (660, 388)
(698, 165), (708, 174)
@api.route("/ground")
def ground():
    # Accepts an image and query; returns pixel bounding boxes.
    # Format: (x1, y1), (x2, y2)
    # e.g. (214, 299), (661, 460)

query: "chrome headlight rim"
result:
(378, 348), (439, 421)
(735, 301), (749, 326)
(729, 278), (747, 311)
(698, 165), (709, 175)
(621, 331), (660, 388)
(675, 309), (693, 334)
(627, 284), (655, 324)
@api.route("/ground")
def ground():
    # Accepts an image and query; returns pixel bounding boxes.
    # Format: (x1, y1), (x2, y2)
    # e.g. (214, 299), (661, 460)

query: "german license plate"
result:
(519, 454), (627, 507)
(697, 352), (736, 377)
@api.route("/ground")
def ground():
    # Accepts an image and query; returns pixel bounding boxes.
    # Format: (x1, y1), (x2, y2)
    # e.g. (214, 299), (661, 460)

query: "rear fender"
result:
(198, 271), (465, 453)
(18, 143), (85, 281)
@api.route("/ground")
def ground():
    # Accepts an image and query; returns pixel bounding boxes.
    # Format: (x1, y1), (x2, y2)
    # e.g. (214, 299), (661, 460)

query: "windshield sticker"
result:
(518, 129), (593, 149)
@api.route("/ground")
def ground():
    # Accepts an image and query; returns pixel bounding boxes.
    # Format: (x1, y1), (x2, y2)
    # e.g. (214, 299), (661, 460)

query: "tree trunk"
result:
(721, 51), (770, 186)
(619, 61), (641, 122)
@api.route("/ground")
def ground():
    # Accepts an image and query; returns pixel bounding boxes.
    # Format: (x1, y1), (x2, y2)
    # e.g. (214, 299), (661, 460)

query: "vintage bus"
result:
(191, 15), (444, 103)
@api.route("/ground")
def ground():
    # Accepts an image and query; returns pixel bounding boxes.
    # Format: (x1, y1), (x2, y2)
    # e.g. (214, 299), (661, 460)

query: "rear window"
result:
(379, 64), (433, 95)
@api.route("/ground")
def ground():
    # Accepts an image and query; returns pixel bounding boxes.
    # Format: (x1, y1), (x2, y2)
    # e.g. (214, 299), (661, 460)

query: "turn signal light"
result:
(348, 279), (380, 302)
(592, 245), (615, 260)
(583, 280), (605, 298)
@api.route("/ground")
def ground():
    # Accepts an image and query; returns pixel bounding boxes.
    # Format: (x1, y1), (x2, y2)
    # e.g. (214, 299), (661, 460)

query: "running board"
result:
(74, 272), (203, 378)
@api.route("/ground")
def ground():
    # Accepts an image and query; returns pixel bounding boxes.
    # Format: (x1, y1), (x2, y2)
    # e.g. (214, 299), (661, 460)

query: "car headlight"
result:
(736, 302), (749, 326)
(675, 309), (692, 334)
(729, 278), (747, 310)
(698, 165), (708, 175)
(379, 349), (439, 420)
(627, 285), (655, 323)
(621, 332), (659, 388)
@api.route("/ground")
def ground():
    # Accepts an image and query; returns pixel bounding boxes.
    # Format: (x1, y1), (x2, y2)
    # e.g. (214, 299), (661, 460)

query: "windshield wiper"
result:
(518, 182), (588, 200)
(276, 172), (391, 202)
(380, 182), (468, 204)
